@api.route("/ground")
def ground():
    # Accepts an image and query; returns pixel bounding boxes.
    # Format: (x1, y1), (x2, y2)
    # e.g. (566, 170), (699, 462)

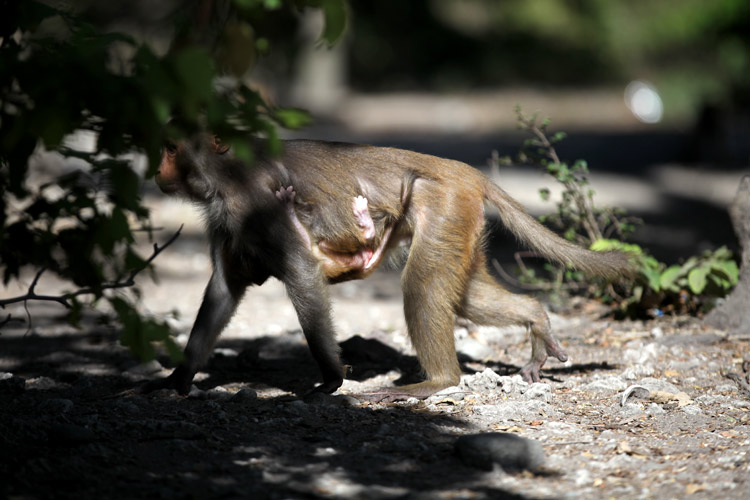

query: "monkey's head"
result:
(155, 135), (231, 201)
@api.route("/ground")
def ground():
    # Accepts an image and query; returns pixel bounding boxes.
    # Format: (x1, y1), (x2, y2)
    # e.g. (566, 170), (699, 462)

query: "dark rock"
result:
(230, 387), (258, 403)
(455, 432), (545, 472)
(0, 373), (25, 396)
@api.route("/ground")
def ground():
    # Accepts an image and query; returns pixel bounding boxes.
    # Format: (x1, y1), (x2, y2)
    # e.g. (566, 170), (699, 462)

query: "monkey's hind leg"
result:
(364, 201), (482, 403)
(458, 266), (568, 383)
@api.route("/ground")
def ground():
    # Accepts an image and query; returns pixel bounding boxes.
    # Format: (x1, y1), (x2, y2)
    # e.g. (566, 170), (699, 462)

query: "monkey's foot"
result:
(360, 381), (451, 403)
(545, 335), (569, 363)
(308, 376), (344, 395)
(352, 195), (376, 239)
(137, 365), (194, 396)
(519, 344), (568, 383)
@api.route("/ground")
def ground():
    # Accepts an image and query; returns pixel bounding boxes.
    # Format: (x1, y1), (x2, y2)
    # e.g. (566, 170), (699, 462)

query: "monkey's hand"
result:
(352, 195), (376, 240)
(275, 186), (296, 206)
(137, 365), (194, 396)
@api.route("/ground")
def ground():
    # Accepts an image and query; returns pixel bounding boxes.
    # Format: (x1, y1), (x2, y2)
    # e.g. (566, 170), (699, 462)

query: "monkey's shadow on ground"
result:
(200, 332), (619, 393)
(1, 317), (550, 500)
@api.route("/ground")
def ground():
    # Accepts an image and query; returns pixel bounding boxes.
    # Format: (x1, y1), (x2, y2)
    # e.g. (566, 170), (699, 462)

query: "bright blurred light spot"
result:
(625, 81), (663, 124)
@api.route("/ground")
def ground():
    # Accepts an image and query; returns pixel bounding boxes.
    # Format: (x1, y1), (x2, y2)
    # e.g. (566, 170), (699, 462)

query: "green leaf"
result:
(642, 267), (662, 292)
(712, 259), (739, 285)
(229, 138), (255, 164)
(173, 48), (215, 99)
(659, 265), (683, 292)
(680, 256), (699, 273)
(708, 273), (731, 291)
(274, 108), (312, 129)
(150, 96), (171, 125)
(688, 265), (710, 294)
(551, 131), (567, 143)
(590, 238), (643, 255)
(710, 245), (732, 260)
(319, 0), (348, 45)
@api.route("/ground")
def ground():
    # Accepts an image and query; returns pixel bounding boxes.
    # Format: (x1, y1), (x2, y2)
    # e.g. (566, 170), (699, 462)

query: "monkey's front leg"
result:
(140, 252), (246, 395)
(282, 254), (346, 394)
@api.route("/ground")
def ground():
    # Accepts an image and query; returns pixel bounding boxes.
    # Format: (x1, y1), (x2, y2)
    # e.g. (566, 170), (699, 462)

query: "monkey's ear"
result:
(211, 136), (231, 155)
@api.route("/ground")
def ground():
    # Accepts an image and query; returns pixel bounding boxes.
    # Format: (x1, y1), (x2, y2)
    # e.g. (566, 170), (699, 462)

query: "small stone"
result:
(462, 368), (502, 392)
(523, 383), (553, 402)
(188, 385), (207, 400)
(230, 388), (258, 403)
(582, 375), (628, 394)
(207, 386), (233, 401)
(26, 376), (62, 390)
(646, 403), (665, 415)
(455, 432), (545, 472)
(682, 404), (702, 415)
(621, 385), (650, 407)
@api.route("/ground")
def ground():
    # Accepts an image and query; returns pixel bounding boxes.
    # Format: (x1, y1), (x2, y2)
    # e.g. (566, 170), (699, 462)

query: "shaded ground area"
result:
(1, 252), (749, 499)
(3, 110), (750, 498)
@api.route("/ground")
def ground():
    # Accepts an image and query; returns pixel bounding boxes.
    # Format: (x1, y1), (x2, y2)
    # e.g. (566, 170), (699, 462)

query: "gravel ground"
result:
(1, 195), (749, 500)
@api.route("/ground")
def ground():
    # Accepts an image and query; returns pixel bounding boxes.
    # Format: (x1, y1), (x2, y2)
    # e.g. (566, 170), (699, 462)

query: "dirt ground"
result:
(2, 192), (750, 500)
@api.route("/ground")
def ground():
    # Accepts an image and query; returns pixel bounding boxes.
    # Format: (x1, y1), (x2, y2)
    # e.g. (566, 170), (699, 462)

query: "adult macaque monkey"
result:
(146, 134), (632, 400)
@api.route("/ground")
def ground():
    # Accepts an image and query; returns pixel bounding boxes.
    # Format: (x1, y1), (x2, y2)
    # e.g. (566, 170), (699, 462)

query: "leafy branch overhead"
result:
(0, 0), (348, 360)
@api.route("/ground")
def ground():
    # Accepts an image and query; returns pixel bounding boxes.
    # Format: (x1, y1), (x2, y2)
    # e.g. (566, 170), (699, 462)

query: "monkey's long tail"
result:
(483, 181), (633, 279)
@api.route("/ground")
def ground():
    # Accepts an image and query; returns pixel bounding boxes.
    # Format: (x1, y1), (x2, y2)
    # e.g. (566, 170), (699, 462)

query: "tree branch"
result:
(0, 225), (183, 309)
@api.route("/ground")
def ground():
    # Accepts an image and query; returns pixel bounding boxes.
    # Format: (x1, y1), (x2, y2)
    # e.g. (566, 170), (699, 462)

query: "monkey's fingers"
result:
(275, 185), (297, 203)
(519, 359), (546, 384)
(353, 195), (368, 212)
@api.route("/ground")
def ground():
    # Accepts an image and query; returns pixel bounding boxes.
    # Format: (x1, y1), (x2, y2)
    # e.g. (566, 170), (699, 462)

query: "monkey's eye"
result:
(163, 142), (178, 156)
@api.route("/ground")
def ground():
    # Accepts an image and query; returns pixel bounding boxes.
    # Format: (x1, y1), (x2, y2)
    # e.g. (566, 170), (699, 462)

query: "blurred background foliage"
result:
(346, 0), (749, 123)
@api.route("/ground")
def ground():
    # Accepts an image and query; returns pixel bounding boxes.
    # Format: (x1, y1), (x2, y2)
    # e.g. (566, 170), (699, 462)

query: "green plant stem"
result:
(523, 116), (603, 243)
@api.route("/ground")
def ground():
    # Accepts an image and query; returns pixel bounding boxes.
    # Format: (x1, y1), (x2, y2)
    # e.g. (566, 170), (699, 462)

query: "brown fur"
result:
(148, 136), (633, 400)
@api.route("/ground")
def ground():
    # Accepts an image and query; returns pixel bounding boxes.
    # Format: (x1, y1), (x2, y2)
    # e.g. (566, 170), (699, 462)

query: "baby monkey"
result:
(147, 135), (632, 401)
(275, 183), (410, 280)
